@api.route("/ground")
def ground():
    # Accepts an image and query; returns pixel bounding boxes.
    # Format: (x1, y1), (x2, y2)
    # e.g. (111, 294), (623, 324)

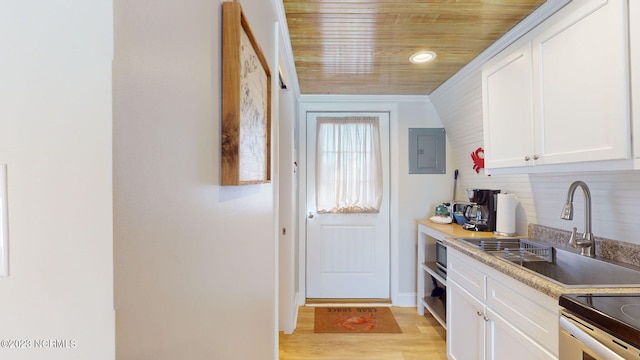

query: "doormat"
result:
(314, 307), (402, 333)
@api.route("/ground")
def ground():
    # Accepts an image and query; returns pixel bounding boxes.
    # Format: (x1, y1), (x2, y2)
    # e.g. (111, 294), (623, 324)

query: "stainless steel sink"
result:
(457, 238), (553, 261)
(457, 237), (640, 288)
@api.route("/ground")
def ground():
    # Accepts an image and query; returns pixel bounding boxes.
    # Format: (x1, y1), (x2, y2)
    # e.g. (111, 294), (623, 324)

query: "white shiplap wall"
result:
(530, 171), (640, 244)
(430, 57), (640, 246)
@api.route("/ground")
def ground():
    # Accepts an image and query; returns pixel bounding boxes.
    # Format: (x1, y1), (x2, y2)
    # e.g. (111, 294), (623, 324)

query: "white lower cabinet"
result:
(447, 249), (558, 360)
(487, 308), (555, 360)
(448, 278), (486, 360)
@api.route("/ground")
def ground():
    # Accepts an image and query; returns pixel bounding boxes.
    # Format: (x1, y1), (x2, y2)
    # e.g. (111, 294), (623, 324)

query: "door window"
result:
(315, 116), (382, 213)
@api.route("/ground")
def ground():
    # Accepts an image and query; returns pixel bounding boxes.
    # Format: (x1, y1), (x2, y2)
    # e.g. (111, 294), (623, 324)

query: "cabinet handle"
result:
(533, 155), (539, 160)
(308, 212), (314, 219)
(483, 316), (489, 322)
(476, 311), (483, 316)
(524, 156), (531, 161)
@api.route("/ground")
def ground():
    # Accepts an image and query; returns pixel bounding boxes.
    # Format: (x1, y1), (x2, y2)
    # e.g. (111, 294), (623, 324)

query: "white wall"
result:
(296, 96), (451, 306)
(395, 99), (456, 299)
(0, 2), (115, 359)
(114, 0), (278, 359)
(278, 87), (298, 333)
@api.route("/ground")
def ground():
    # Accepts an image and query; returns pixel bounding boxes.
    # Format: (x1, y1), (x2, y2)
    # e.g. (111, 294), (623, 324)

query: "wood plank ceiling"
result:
(283, 0), (545, 95)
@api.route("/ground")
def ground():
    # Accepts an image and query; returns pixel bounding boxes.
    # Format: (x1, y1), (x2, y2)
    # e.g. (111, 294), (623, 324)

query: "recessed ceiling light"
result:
(409, 51), (437, 64)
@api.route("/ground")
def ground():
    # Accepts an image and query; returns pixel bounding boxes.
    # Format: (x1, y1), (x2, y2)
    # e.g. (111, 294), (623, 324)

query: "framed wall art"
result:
(221, 1), (271, 185)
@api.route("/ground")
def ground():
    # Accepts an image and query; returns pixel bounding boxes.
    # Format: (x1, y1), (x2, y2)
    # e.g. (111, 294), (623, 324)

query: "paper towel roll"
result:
(496, 193), (518, 235)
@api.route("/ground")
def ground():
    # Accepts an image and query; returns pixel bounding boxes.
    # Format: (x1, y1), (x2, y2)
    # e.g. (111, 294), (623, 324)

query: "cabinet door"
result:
(447, 279), (485, 360)
(482, 43), (535, 169)
(486, 308), (556, 360)
(532, 0), (630, 165)
(486, 277), (558, 355)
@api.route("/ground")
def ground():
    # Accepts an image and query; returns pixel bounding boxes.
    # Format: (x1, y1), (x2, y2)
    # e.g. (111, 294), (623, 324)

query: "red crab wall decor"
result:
(471, 147), (485, 173)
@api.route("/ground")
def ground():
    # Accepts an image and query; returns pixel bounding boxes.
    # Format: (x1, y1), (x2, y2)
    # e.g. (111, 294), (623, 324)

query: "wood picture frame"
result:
(221, 1), (271, 185)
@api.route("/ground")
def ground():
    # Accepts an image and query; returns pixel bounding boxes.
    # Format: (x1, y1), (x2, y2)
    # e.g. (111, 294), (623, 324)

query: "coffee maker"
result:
(463, 189), (501, 232)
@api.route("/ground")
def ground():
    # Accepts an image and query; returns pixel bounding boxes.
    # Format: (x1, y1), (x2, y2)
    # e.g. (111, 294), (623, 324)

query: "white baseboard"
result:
(280, 292), (301, 335)
(291, 292), (300, 332)
(394, 292), (417, 307)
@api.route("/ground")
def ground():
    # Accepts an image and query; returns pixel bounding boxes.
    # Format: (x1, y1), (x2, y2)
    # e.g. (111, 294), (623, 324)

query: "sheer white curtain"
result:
(315, 116), (383, 213)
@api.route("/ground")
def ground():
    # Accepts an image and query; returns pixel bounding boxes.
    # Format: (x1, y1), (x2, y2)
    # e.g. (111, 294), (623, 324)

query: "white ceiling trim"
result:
(299, 94), (430, 104)
(272, 0), (301, 97)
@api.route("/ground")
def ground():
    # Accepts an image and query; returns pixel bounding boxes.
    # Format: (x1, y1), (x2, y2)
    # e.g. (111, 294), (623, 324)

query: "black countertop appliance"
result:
(559, 293), (640, 359)
(463, 189), (501, 232)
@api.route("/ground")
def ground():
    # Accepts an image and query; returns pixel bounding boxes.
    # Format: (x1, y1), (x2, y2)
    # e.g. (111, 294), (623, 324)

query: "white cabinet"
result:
(531, 0), (630, 166)
(416, 222), (504, 328)
(447, 248), (558, 360)
(487, 308), (555, 360)
(447, 279), (485, 360)
(483, 0), (631, 172)
(486, 277), (557, 350)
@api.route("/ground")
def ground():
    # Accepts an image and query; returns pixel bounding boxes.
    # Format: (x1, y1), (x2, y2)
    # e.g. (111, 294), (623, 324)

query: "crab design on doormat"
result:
(335, 313), (377, 331)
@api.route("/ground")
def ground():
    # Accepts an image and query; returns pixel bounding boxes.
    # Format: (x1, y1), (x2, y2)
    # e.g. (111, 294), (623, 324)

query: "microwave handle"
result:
(560, 316), (625, 360)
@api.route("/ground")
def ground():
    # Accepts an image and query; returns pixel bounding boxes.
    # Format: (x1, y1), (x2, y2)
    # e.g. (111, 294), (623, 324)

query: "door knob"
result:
(308, 212), (314, 219)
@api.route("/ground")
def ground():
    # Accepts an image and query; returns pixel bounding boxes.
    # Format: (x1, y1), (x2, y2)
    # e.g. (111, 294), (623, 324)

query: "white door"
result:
(306, 112), (390, 299)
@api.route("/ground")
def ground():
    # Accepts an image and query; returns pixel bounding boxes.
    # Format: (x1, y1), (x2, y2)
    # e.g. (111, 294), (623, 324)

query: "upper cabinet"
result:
(483, 0), (632, 173)
(483, 43), (535, 169)
(532, 0), (630, 166)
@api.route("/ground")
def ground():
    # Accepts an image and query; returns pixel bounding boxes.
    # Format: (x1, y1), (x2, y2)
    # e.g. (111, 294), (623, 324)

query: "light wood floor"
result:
(279, 307), (447, 360)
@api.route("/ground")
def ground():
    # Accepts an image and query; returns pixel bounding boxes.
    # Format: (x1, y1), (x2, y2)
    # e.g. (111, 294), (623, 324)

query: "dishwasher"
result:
(559, 294), (640, 359)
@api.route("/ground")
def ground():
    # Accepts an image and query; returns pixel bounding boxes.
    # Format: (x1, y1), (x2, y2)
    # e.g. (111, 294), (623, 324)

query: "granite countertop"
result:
(418, 220), (640, 299)
(417, 219), (514, 240)
(442, 236), (640, 299)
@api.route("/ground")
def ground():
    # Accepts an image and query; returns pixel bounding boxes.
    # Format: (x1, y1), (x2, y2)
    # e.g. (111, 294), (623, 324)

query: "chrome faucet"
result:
(560, 181), (594, 257)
